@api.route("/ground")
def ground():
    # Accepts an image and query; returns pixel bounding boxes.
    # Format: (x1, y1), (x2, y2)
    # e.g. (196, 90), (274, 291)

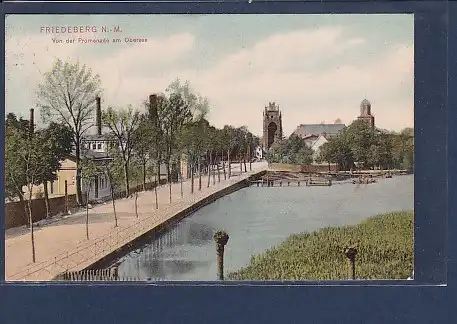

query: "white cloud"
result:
(5, 26), (413, 136)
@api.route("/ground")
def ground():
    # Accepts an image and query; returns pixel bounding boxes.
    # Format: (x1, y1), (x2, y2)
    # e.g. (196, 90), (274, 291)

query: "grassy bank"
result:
(227, 211), (413, 280)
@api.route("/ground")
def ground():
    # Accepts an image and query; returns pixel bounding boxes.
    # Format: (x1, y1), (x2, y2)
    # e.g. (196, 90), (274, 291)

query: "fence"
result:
(7, 172), (252, 281)
(53, 268), (167, 282)
(4, 179), (169, 230)
(268, 163), (339, 173)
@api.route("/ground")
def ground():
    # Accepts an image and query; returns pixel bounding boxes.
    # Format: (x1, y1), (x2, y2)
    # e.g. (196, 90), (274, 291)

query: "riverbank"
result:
(5, 162), (267, 281)
(227, 211), (413, 280)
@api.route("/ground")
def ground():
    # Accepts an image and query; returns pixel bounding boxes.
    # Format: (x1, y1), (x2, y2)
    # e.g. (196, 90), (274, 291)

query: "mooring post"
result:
(213, 230), (229, 280)
(344, 247), (357, 280)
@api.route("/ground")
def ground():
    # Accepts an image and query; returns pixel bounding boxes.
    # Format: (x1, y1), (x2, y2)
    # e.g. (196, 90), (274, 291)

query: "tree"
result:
(345, 120), (376, 166)
(81, 157), (104, 239)
(133, 114), (156, 192)
(102, 105), (141, 198)
(5, 114), (29, 203)
(320, 132), (355, 170)
(161, 93), (192, 203)
(266, 134), (313, 165)
(37, 59), (102, 205)
(144, 94), (169, 209)
(5, 119), (49, 262)
(35, 122), (73, 218)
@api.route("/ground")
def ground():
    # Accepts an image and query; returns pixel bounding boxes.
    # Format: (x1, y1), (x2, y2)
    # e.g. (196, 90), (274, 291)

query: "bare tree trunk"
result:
(179, 167), (183, 198)
(156, 159), (160, 209)
(198, 155), (202, 191)
(228, 149), (231, 179)
(244, 154), (247, 173)
(239, 154), (242, 176)
(191, 157), (195, 194)
(142, 161), (147, 191)
(207, 151), (211, 188)
(75, 136), (83, 205)
(154, 173), (159, 209)
(110, 182), (118, 227)
(135, 191), (138, 218)
(213, 151), (216, 185)
(123, 162), (130, 198)
(249, 146), (252, 171)
(167, 162), (172, 204)
(28, 198), (36, 263)
(222, 155), (227, 181)
(43, 180), (50, 218)
(217, 153), (221, 183)
(86, 188), (89, 240)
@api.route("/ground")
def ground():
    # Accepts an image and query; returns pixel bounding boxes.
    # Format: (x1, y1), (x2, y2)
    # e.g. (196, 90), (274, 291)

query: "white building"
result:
(309, 135), (329, 162)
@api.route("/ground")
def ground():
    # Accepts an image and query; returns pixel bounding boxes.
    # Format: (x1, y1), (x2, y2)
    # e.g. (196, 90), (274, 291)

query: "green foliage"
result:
(102, 105), (141, 196)
(319, 121), (414, 171)
(267, 134), (313, 164)
(37, 58), (102, 141)
(227, 211), (413, 280)
(36, 58), (102, 204)
(5, 114), (72, 200)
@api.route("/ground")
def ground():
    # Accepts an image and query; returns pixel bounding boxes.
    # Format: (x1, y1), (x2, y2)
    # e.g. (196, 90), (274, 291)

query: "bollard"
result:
(213, 230), (229, 280)
(280, 181), (282, 187)
(344, 247), (357, 280)
(298, 181), (300, 187)
(288, 181), (290, 186)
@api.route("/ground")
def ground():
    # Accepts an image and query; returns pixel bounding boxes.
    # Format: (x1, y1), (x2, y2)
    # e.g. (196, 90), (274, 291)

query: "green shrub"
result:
(227, 211), (413, 280)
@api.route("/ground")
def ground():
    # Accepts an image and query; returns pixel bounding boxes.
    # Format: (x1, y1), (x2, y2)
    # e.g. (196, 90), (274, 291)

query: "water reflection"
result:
(113, 175), (414, 281)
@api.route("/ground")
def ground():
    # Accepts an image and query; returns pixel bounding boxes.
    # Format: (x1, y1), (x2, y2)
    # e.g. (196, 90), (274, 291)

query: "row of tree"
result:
(317, 120), (414, 171)
(267, 134), (314, 164)
(5, 59), (261, 263)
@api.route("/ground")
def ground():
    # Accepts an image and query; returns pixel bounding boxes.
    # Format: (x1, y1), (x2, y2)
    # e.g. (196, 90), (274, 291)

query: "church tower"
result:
(263, 102), (283, 150)
(357, 99), (375, 129)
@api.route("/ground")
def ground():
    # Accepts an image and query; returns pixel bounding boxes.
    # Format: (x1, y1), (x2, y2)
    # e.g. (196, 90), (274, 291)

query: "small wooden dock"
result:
(249, 179), (332, 187)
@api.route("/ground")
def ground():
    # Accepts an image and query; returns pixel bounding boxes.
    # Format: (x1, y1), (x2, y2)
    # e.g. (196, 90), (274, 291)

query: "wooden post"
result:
(344, 247), (357, 280)
(213, 231), (229, 280)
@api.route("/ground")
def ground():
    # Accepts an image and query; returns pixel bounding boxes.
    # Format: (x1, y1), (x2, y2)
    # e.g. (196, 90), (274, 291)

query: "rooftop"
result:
(293, 124), (346, 138)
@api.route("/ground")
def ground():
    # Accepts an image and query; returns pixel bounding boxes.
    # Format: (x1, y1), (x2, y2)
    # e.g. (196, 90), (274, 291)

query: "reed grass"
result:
(227, 211), (413, 280)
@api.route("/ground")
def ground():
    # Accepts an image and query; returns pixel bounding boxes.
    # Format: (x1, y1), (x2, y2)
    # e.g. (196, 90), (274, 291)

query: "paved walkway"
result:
(5, 162), (267, 281)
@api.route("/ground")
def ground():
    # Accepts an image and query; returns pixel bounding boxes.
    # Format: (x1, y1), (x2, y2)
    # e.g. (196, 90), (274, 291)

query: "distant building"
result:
(309, 134), (329, 162)
(254, 145), (263, 160)
(357, 99), (375, 129)
(263, 102), (283, 151)
(292, 123), (346, 140)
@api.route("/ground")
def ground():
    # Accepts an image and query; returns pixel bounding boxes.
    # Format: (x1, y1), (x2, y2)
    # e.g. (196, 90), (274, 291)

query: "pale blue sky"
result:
(5, 14), (414, 136)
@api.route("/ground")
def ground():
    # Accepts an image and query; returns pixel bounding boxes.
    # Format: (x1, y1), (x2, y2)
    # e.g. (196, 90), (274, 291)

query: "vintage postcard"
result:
(4, 14), (414, 282)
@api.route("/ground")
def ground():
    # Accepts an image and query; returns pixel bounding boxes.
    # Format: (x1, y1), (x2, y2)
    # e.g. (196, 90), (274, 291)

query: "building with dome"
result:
(357, 99), (375, 129)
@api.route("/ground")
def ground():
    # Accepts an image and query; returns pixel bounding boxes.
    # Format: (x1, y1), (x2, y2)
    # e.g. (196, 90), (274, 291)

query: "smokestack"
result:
(149, 94), (158, 125)
(29, 108), (34, 138)
(95, 96), (102, 136)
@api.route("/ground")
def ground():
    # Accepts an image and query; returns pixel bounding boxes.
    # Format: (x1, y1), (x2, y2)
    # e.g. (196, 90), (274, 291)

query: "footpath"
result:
(5, 162), (267, 281)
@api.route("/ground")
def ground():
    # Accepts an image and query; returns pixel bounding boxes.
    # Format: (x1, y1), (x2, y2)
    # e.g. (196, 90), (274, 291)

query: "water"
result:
(114, 175), (414, 280)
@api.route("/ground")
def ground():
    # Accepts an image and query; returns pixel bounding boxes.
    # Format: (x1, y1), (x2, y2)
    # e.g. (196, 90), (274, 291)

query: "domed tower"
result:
(357, 99), (375, 129)
(263, 102), (283, 150)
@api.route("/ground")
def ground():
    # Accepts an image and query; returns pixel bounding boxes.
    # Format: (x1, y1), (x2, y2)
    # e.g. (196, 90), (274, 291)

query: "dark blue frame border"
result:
(0, 1), (453, 323)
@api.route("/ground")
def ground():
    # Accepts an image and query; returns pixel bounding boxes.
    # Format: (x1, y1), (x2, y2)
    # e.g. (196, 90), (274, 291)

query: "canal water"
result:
(112, 175), (414, 280)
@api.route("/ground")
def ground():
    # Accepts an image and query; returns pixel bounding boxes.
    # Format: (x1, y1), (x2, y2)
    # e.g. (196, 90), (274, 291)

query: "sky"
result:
(5, 14), (414, 137)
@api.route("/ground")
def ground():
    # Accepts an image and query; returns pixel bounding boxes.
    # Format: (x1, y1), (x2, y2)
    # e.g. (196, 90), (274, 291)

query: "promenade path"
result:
(5, 162), (267, 281)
